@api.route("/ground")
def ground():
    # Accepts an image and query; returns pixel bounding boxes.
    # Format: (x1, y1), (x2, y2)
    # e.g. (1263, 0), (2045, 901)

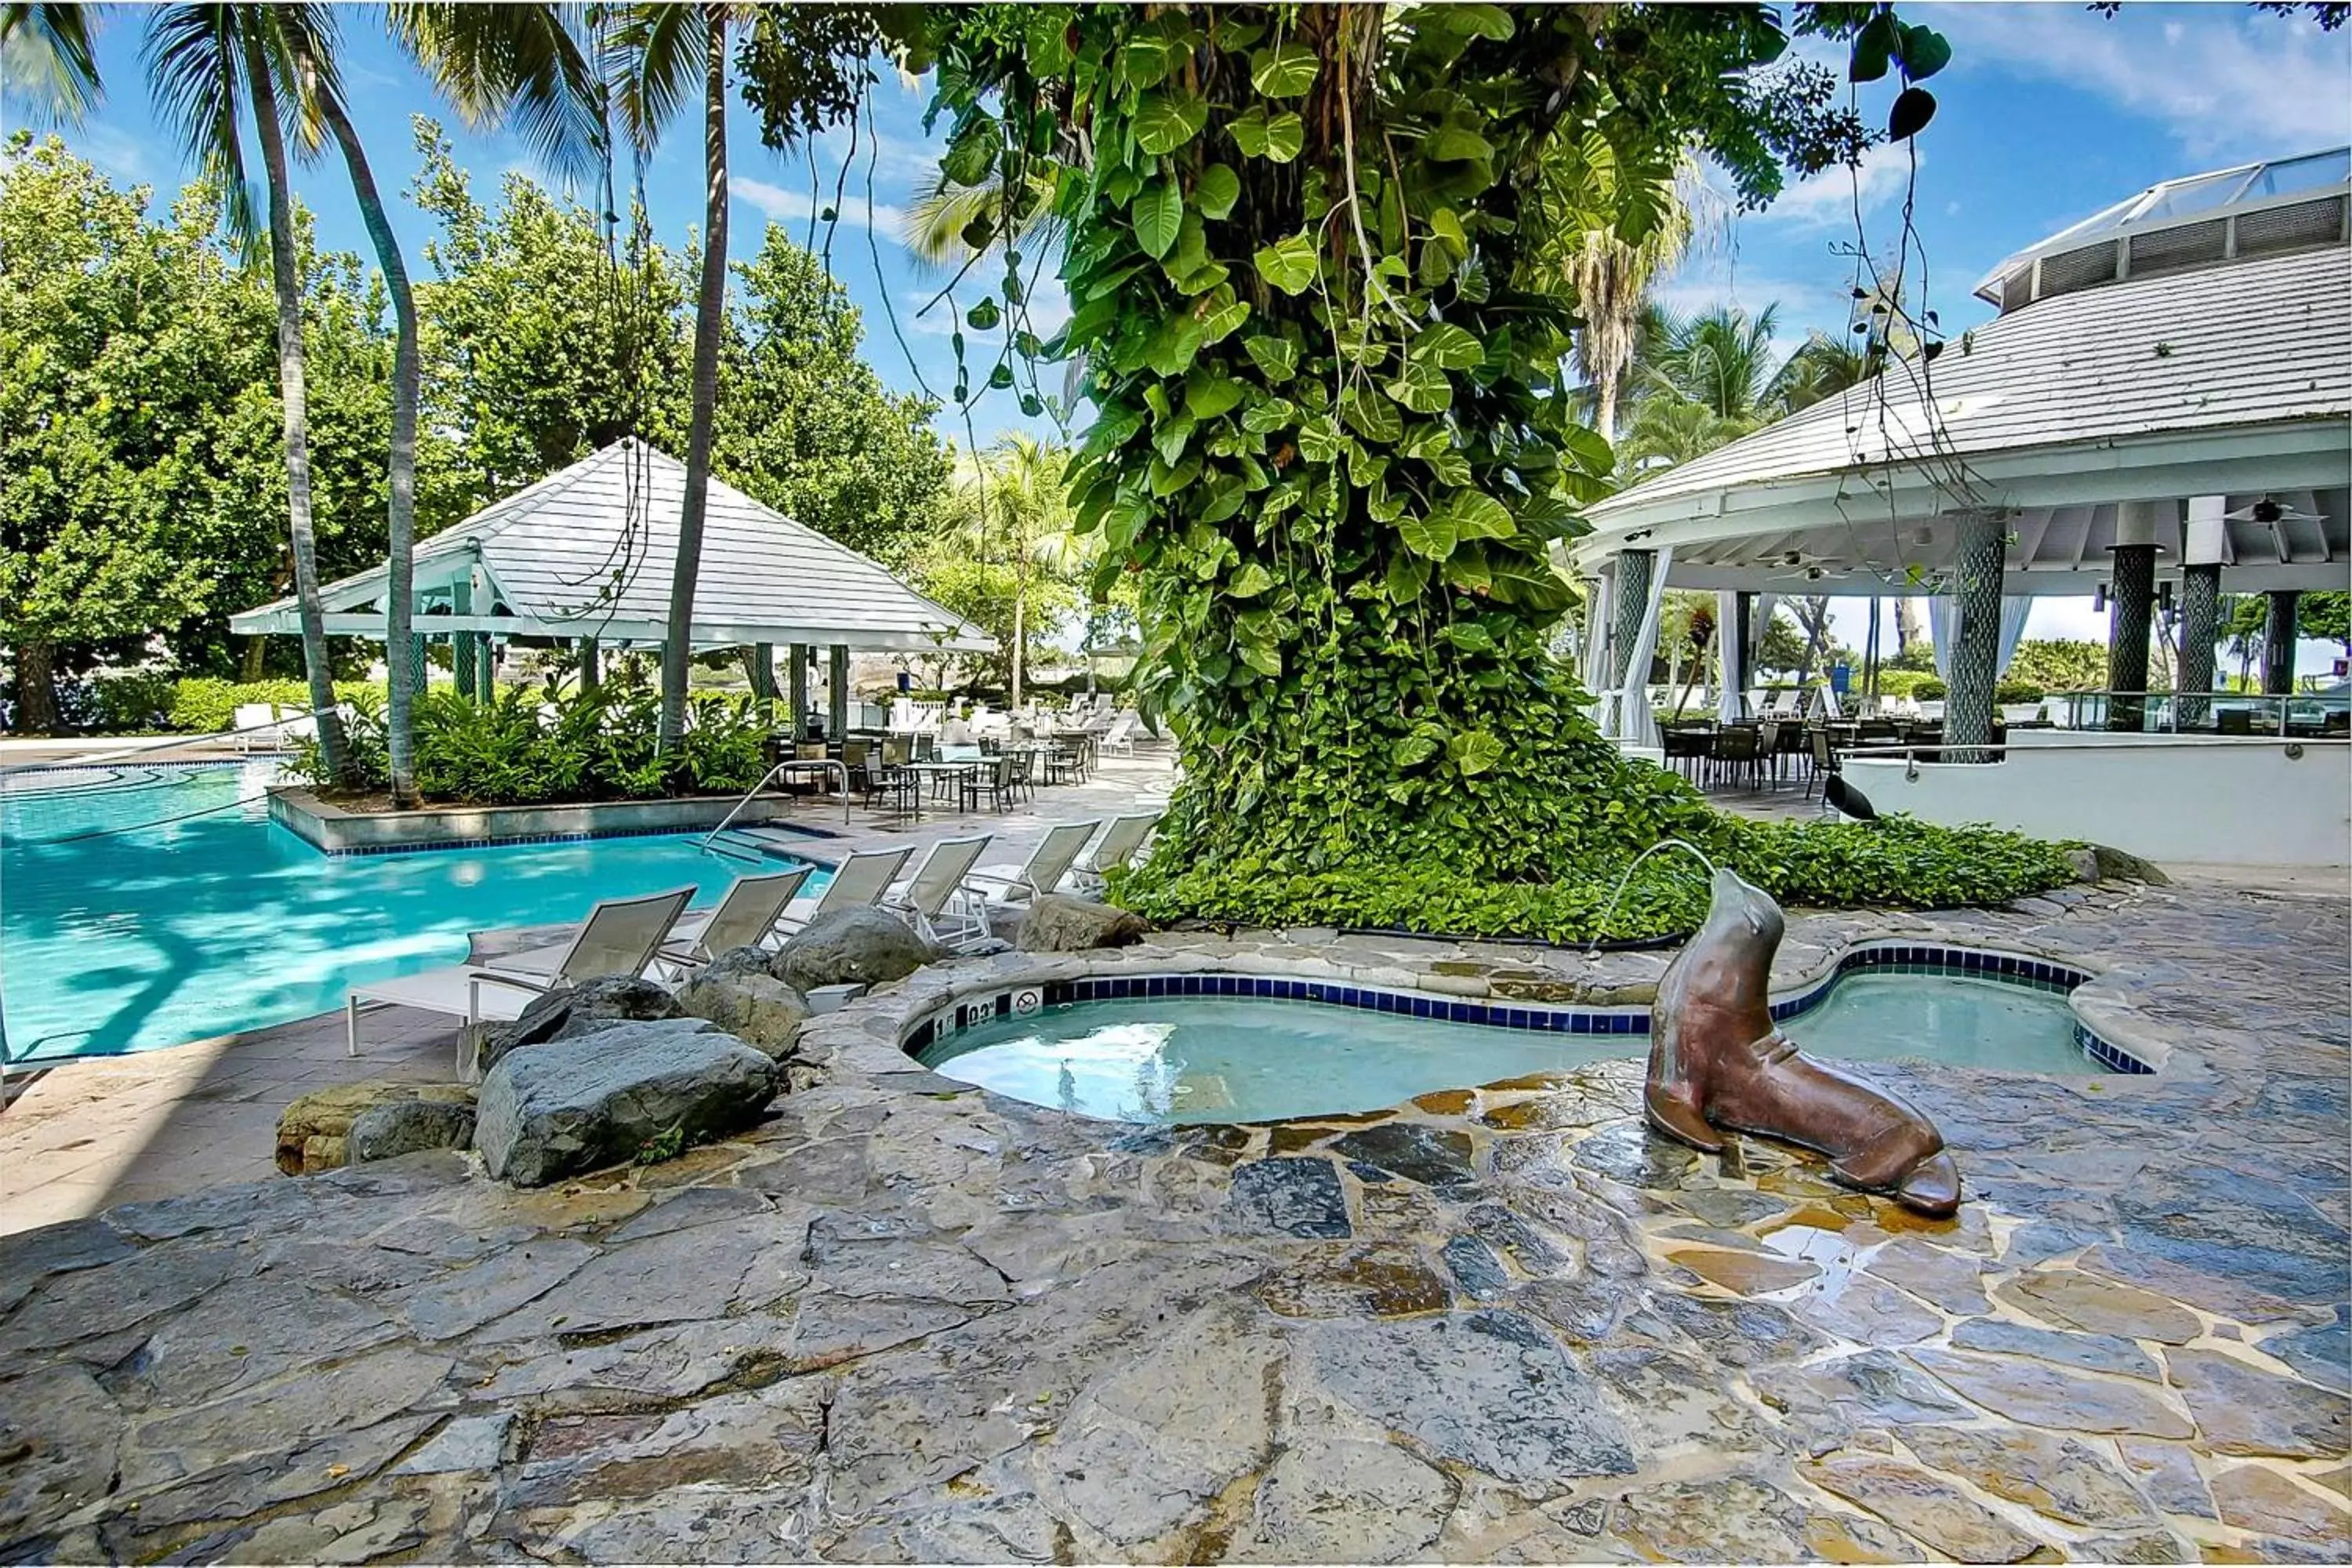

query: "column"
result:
(1731, 590), (1753, 720)
(1606, 549), (1654, 735)
(2263, 590), (2300, 695)
(2175, 495), (2224, 730)
(578, 637), (601, 692)
(475, 633), (495, 695)
(788, 644), (810, 740)
(828, 644), (850, 742)
(750, 642), (775, 724)
(1944, 514), (2005, 758)
(451, 579), (477, 701)
(407, 634), (428, 702)
(2105, 545), (2156, 732)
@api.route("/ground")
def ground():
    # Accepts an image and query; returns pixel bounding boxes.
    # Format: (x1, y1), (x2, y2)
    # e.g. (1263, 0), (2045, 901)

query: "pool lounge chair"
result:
(655, 867), (812, 974)
(1072, 811), (1159, 895)
(886, 835), (993, 949)
(345, 884), (695, 1071)
(966, 819), (1102, 907)
(231, 703), (285, 753)
(774, 846), (914, 934)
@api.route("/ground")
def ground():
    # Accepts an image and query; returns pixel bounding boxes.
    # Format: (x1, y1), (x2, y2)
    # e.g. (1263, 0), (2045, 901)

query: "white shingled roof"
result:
(1571, 243), (2352, 596)
(232, 439), (992, 653)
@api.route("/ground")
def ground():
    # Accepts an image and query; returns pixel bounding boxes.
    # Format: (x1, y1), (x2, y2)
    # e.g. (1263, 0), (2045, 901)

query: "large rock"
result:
(472, 1019), (779, 1187)
(771, 907), (932, 992)
(1018, 894), (1149, 953)
(275, 1081), (473, 1175)
(347, 1099), (477, 1165)
(677, 953), (811, 1060)
(479, 975), (681, 1071)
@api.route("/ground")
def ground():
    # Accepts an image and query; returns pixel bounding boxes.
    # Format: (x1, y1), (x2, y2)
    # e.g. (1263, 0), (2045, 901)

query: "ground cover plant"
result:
(927, 3), (2077, 939)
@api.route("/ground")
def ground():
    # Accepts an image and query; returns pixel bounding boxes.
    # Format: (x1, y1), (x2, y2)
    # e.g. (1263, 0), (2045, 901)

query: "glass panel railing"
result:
(2052, 691), (2349, 737)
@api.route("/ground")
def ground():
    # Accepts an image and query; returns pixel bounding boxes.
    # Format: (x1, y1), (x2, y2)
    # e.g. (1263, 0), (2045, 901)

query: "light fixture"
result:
(1910, 524), (1934, 547)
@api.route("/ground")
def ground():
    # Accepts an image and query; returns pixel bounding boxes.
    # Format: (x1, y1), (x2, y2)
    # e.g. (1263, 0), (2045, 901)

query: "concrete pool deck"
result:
(0, 835), (2344, 1561)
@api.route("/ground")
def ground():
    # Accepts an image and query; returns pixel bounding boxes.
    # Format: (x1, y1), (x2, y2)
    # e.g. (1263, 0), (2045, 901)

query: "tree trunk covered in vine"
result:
(920, 3), (2071, 936)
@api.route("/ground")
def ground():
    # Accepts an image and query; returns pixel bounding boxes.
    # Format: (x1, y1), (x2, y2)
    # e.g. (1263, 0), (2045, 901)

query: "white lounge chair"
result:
(655, 867), (811, 973)
(345, 884), (695, 1070)
(1073, 811), (1158, 895)
(1097, 711), (1139, 755)
(887, 835), (993, 949)
(231, 702), (284, 753)
(967, 819), (1102, 906)
(775, 846), (915, 934)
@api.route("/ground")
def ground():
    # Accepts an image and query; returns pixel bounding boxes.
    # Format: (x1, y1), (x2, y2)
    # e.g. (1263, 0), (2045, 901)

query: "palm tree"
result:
(1769, 330), (1878, 412)
(144, 5), (354, 782)
(1642, 303), (1782, 425)
(955, 435), (1077, 706)
(902, 166), (1062, 267)
(0, 3), (100, 123)
(608, 2), (731, 748)
(1616, 394), (1748, 477)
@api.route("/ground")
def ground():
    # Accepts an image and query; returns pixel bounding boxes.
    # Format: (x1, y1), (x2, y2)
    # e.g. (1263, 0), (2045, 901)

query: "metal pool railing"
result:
(702, 758), (854, 854)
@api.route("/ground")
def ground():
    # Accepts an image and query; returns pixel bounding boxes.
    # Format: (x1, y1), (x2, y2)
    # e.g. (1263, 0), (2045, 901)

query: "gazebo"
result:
(1571, 148), (2351, 754)
(231, 438), (991, 735)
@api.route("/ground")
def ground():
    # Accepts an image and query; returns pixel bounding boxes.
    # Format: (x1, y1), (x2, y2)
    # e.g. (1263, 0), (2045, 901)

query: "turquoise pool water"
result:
(0, 764), (819, 1061)
(916, 972), (2100, 1123)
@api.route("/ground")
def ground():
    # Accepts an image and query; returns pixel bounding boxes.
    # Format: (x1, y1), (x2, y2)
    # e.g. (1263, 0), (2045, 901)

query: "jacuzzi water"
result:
(915, 971), (2103, 1123)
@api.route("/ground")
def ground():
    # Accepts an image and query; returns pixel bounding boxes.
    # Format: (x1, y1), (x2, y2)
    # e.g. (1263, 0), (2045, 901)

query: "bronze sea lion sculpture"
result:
(1646, 867), (1962, 1217)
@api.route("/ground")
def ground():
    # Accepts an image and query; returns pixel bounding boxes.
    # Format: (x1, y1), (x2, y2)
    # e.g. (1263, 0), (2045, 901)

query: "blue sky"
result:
(32, 3), (2352, 659)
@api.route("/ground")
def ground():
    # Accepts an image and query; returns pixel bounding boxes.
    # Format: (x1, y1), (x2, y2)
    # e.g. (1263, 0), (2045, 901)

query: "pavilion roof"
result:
(230, 439), (993, 654)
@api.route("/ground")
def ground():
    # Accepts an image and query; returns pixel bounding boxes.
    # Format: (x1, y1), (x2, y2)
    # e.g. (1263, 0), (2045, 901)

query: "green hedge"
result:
(1114, 813), (2080, 945)
(163, 677), (387, 734)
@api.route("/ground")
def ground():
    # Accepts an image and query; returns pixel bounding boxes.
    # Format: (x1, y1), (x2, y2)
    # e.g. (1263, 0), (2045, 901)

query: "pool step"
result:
(702, 826), (807, 864)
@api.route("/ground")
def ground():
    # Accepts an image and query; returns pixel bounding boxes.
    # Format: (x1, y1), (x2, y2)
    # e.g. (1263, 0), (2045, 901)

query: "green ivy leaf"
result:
(1185, 370), (1247, 419)
(942, 114), (998, 187)
(1423, 125), (1493, 162)
(1154, 412), (1196, 466)
(1197, 292), (1252, 346)
(1484, 550), (1574, 613)
(1194, 162), (1242, 220)
(1397, 510), (1459, 561)
(1385, 552), (1431, 603)
(1394, 731), (1442, 768)
(1341, 388), (1402, 445)
(1898, 23), (1952, 80)
(1133, 178), (1182, 259)
(1296, 414), (1343, 464)
(1440, 489), (1515, 540)
(1144, 313), (1208, 376)
(964, 297), (1001, 332)
(1134, 90), (1210, 154)
(1448, 728), (1504, 777)
(1385, 359), (1453, 414)
(1410, 322), (1483, 370)
(1248, 41), (1319, 97)
(1253, 231), (1319, 295)
(1122, 31), (1181, 89)
(1228, 561), (1275, 597)
(1240, 397), (1296, 434)
(1445, 621), (1498, 654)
(1230, 106), (1304, 162)
(1238, 639), (1283, 677)
(1243, 334), (1299, 381)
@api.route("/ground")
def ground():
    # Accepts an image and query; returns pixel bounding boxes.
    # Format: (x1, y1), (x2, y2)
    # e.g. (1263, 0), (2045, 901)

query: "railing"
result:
(700, 757), (852, 853)
(2053, 690), (2347, 736)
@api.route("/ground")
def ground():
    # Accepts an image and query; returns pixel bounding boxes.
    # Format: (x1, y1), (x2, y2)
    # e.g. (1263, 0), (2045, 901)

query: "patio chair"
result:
(345, 884), (696, 1071)
(1098, 711), (1139, 757)
(1073, 811), (1160, 894)
(775, 846), (915, 933)
(655, 867), (812, 972)
(886, 835), (994, 949)
(1804, 728), (1839, 800)
(231, 702), (285, 753)
(967, 819), (1102, 906)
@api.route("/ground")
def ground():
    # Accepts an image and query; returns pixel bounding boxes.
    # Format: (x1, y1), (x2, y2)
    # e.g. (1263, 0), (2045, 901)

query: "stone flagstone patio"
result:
(0, 876), (2345, 1563)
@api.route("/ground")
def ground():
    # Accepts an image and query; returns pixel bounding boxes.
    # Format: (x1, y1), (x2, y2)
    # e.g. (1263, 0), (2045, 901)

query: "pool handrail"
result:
(702, 757), (853, 848)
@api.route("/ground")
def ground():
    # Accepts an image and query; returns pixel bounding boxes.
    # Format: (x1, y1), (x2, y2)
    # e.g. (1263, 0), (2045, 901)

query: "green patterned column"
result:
(451, 578), (477, 701)
(578, 637), (601, 692)
(2106, 543), (2156, 733)
(1607, 549), (1655, 735)
(2263, 591), (2300, 695)
(476, 633), (495, 695)
(406, 633), (427, 702)
(789, 644), (810, 740)
(828, 644), (850, 742)
(1945, 514), (2005, 759)
(2176, 564), (2219, 728)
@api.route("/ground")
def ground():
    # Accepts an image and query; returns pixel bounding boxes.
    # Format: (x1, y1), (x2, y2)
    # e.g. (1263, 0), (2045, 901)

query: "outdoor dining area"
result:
(1659, 711), (2033, 797)
(793, 701), (1139, 822)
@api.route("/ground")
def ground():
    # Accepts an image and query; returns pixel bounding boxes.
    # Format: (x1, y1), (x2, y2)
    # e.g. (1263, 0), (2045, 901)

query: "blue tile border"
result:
(912, 941), (2147, 1076)
(313, 821), (837, 866)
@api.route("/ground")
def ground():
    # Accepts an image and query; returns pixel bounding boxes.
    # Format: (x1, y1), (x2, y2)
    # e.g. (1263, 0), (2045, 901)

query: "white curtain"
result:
(1582, 567), (1615, 724)
(1711, 590), (1780, 722)
(1613, 546), (1673, 747)
(1931, 595), (2033, 679)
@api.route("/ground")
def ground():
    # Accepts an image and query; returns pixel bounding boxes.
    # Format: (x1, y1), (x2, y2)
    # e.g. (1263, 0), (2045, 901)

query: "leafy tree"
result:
(1, 135), (392, 730)
(1771, 329), (1878, 412)
(718, 232), (952, 565)
(2005, 638), (2107, 693)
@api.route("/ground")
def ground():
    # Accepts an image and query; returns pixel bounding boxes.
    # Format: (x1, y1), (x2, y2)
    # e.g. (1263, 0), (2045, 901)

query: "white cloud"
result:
(1936, 4), (2352, 158)
(1764, 141), (1921, 230)
(732, 175), (910, 241)
(71, 123), (152, 187)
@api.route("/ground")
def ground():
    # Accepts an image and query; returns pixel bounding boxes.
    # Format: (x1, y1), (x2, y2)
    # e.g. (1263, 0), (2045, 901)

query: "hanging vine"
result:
(911, 3), (2074, 937)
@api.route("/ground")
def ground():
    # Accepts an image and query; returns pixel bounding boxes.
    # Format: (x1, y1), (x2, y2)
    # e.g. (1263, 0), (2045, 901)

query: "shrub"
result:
(169, 677), (385, 734)
(1115, 811), (2079, 943)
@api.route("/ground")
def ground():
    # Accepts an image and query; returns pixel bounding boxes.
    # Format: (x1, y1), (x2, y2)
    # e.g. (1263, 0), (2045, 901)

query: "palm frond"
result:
(142, 5), (262, 250)
(0, 2), (103, 125)
(607, 1), (704, 158)
(391, 1), (604, 179)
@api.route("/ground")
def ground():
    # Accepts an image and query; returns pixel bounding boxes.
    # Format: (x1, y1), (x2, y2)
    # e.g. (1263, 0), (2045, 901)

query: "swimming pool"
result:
(913, 970), (2111, 1124)
(0, 763), (822, 1062)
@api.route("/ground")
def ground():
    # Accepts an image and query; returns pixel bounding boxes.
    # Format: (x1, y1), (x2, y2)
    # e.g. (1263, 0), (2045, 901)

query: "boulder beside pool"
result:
(676, 947), (812, 1060)
(276, 1080), (475, 1175)
(477, 975), (682, 1073)
(347, 1098), (477, 1164)
(1018, 894), (1149, 952)
(771, 907), (934, 991)
(473, 1018), (780, 1187)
